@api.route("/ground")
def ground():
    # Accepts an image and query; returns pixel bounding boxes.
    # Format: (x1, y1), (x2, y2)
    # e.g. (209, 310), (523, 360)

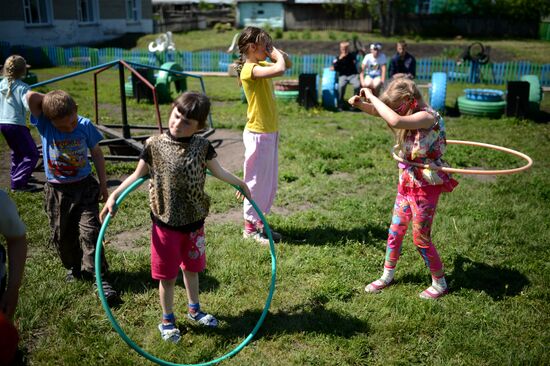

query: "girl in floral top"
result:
(349, 78), (458, 299)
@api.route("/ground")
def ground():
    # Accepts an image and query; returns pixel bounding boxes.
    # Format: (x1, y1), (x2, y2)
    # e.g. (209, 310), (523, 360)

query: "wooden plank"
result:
(95, 125), (144, 152)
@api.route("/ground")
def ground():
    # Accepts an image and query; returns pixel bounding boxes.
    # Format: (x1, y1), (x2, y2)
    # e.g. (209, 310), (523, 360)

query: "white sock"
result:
(432, 276), (447, 292)
(380, 267), (395, 284)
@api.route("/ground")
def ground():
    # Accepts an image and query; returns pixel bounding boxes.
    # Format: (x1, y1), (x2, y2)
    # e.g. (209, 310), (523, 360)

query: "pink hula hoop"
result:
(391, 140), (533, 175)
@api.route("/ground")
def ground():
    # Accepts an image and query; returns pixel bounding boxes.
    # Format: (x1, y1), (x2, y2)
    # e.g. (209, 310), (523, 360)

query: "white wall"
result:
(237, 2), (284, 29)
(0, 19), (153, 47)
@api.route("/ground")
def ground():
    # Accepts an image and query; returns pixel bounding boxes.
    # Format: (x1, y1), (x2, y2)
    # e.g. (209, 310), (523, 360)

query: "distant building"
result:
(235, 0), (371, 32)
(0, 0), (153, 47)
(236, 0), (285, 29)
(152, 0), (234, 32)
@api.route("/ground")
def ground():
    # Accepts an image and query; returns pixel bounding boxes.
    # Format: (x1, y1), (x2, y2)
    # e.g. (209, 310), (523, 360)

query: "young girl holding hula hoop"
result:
(349, 78), (458, 299)
(100, 92), (251, 342)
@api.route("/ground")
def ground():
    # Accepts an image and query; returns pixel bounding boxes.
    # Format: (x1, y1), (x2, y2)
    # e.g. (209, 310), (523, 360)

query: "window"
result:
(126, 0), (141, 22)
(417, 0), (431, 14)
(77, 0), (99, 24)
(23, 0), (53, 25)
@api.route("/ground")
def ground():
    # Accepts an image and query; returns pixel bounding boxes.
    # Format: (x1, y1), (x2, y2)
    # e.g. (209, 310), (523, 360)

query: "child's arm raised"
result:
(252, 47), (286, 79)
(100, 159), (149, 222)
(27, 91), (44, 118)
(348, 94), (379, 116)
(361, 87), (434, 130)
(206, 158), (251, 200)
(279, 49), (293, 69)
(90, 145), (109, 203)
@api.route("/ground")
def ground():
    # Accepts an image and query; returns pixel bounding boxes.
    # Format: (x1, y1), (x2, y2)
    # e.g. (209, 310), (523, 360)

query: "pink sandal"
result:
(365, 279), (393, 294)
(419, 286), (449, 299)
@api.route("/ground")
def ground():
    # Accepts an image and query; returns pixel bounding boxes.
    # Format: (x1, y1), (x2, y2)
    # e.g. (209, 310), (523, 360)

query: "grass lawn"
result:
(1, 66), (549, 365)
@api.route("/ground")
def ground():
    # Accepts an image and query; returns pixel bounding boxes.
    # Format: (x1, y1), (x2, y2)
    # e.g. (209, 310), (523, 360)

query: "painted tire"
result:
(274, 90), (298, 102)
(321, 68), (338, 110)
(124, 80), (133, 96)
(520, 75), (542, 114)
(155, 62), (187, 103)
(464, 88), (504, 102)
(520, 75), (542, 103)
(457, 96), (506, 118)
(429, 72), (447, 112)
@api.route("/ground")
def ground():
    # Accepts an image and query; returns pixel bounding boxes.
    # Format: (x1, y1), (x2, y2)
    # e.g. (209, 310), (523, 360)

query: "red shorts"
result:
(150, 223), (206, 280)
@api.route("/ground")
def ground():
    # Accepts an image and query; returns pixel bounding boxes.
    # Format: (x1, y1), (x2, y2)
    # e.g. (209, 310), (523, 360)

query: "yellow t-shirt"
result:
(240, 61), (278, 133)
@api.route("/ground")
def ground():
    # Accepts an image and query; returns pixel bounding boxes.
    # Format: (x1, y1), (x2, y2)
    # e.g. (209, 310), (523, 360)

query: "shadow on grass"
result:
(533, 110), (550, 123)
(108, 268), (220, 295)
(196, 303), (369, 341)
(448, 255), (530, 300)
(388, 256), (529, 301)
(280, 224), (387, 246)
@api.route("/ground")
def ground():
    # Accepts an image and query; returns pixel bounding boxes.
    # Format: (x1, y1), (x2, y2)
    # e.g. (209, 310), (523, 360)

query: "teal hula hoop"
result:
(95, 175), (277, 366)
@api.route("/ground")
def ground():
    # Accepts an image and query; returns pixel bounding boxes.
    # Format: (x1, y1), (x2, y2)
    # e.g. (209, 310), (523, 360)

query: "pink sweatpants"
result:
(242, 129), (279, 224)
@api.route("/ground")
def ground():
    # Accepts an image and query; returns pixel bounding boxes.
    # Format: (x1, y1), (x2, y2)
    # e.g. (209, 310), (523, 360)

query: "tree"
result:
(367, 0), (414, 36)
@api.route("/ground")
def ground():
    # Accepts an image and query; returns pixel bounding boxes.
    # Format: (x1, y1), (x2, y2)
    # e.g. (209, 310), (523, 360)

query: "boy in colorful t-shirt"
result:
(29, 90), (117, 301)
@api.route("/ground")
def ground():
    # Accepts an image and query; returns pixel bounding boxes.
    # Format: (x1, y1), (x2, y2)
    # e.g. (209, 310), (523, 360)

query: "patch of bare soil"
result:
(208, 40), (514, 62)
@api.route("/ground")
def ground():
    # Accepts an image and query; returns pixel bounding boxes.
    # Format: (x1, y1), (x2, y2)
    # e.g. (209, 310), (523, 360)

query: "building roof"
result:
(235, 0), (348, 3)
(236, 0), (287, 3)
(152, 0), (233, 4)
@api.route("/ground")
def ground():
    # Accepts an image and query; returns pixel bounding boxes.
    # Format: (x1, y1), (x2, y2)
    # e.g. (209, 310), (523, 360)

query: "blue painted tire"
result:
(321, 68), (338, 110)
(429, 72), (447, 113)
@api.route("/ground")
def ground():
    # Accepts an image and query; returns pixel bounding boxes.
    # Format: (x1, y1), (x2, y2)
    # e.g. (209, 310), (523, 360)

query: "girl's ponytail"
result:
(2, 55), (27, 99)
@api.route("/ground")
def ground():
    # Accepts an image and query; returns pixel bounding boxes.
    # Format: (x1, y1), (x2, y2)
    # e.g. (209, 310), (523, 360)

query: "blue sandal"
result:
(158, 322), (181, 343)
(187, 311), (218, 328)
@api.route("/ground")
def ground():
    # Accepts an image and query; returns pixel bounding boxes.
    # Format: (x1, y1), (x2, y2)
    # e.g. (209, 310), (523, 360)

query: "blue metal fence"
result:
(1, 43), (549, 86)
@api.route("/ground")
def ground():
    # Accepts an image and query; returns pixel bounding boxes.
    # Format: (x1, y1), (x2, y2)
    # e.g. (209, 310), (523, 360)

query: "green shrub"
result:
(441, 46), (463, 59)
(274, 27), (284, 39)
(213, 22), (233, 33)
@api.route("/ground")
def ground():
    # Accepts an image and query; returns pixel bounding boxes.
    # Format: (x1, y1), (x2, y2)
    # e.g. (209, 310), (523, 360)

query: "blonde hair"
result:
(2, 55), (27, 99)
(42, 90), (78, 121)
(234, 26), (273, 78)
(379, 77), (424, 145)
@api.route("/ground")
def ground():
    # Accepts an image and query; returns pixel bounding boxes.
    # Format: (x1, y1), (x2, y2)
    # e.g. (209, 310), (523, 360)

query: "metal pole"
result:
(118, 62), (131, 139)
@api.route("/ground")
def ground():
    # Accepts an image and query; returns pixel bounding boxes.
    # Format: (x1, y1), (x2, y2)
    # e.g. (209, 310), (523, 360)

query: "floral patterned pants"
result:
(385, 190), (443, 274)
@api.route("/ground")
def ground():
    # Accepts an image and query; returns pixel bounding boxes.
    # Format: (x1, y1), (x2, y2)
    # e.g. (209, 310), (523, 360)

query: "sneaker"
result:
(243, 230), (270, 245)
(94, 279), (119, 303)
(187, 311), (218, 328)
(158, 322), (181, 343)
(66, 268), (82, 282)
(11, 184), (42, 193)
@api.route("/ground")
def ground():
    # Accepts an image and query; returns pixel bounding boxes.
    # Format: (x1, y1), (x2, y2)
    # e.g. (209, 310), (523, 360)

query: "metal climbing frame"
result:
(31, 60), (214, 161)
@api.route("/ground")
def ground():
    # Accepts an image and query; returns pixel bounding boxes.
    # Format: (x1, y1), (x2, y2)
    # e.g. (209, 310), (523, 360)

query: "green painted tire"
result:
(124, 80), (133, 96)
(274, 90), (298, 102)
(520, 75), (542, 114)
(457, 96), (506, 118)
(155, 62), (187, 103)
